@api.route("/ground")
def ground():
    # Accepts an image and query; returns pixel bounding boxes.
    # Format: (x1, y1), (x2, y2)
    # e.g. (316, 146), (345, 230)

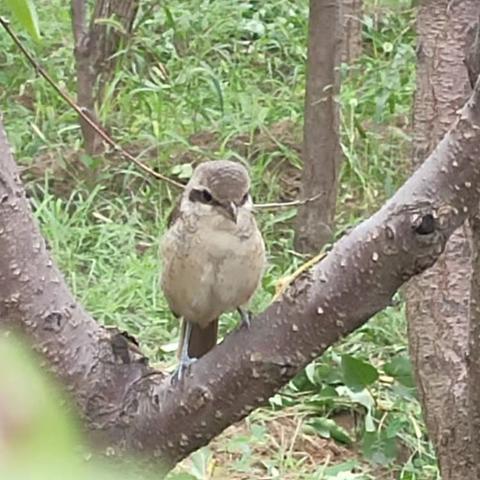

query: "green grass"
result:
(0, 0), (437, 478)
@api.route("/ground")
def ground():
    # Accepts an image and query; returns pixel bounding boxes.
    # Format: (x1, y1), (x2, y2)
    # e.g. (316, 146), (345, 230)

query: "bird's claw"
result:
(238, 308), (252, 329)
(171, 356), (197, 384)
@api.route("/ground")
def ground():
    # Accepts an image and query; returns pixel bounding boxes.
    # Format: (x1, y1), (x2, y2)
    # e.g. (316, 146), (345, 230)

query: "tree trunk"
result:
(465, 13), (480, 476)
(468, 215), (480, 477)
(71, 0), (102, 155)
(294, 0), (342, 254)
(71, 0), (139, 155)
(405, 1), (477, 477)
(342, 0), (363, 64)
(89, 0), (140, 98)
(3, 71), (480, 470)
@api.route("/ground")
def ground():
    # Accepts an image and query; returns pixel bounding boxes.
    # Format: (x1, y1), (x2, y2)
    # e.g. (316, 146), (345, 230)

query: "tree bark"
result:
(3, 75), (480, 470)
(468, 215), (480, 477)
(71, 0), (101, 154)
(342, 0), (363, 64)
(71, 0), (139, 155)
(405, 1), (477, 478)
(465, 12), (480, 477)
(294, 0), (342, 254)
(89, 0), (140, 97)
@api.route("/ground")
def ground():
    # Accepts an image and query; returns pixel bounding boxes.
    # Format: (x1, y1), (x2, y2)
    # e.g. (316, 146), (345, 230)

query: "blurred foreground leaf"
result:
(0, 335), (160, 479)
(3, 0), (41, 41)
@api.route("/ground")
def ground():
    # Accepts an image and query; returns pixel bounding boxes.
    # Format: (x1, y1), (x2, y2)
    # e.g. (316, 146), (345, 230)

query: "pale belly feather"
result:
(161, 213), (265, 327)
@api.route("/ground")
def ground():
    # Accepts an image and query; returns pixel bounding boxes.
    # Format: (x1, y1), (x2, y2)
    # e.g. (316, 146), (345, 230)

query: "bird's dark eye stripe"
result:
(189, 188), (219, 205)
(239, 192), (250, 205)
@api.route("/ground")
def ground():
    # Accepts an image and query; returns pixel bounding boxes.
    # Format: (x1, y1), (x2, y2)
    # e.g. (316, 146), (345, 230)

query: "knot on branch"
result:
(409, 211), (447, 275)
(109, 329), (146, 365)
(414, 214), (435, 235)
(42, 311), (64, 332)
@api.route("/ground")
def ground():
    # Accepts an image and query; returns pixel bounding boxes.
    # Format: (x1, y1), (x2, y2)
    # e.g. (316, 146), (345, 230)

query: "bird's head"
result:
(184, 160), (252, 223)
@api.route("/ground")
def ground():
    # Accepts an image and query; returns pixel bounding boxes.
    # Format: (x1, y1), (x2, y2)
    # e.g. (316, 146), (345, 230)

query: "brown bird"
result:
(161, 160), (265, 381)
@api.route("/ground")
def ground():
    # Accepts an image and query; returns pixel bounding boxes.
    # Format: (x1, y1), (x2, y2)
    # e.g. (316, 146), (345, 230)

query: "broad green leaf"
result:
(242, 18), (265, 36)
(362, 431), (397, 466)
(170, 162), (194, 180)
(190, 447), (213, 479)
(341, 355), (379, 391)
(321, 459), (359, 476)
(384, 355), (415, 388)
(336, 386), (374, 411)
(4, 0), (41, 41)
(306, 417), (354, 445)
(336, 386), (376, 432)
(305, 361), (317, 385)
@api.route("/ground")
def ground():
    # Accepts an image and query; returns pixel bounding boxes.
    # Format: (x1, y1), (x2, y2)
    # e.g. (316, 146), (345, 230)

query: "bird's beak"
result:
(224, 202), (238, 223)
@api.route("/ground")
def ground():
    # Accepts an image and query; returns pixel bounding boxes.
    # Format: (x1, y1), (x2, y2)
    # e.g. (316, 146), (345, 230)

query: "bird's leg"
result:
(171, 319), (197, 384)
(237, 307), (252, 329)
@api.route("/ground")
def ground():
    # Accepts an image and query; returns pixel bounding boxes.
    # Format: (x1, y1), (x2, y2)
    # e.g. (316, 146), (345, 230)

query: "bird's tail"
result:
(177, 319), (218, 359)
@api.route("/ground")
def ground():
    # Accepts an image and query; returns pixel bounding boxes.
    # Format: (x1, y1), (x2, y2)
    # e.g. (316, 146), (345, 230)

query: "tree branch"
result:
(2, 77), (480, 470)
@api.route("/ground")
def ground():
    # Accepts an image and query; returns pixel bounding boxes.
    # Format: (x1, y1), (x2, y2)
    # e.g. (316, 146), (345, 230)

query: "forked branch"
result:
(2, 78), (480, 470)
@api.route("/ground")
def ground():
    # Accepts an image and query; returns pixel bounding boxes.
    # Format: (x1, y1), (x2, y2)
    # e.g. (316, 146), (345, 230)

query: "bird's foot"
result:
(237, 307), (252, 329)
(170, 356), (197, 384)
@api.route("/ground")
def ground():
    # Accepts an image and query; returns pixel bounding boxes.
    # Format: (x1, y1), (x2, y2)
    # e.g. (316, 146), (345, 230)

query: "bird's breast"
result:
(161, 212), (265, 325)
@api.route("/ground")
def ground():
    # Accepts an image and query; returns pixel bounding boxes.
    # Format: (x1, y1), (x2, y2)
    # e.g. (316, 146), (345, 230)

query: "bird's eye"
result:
(239, 192), (250, 205)
(201, 190), (213, 203)
(189, 188), (214, 204)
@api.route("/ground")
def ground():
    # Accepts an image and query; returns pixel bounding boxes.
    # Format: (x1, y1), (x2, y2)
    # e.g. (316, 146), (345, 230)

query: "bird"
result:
(161, 160), (266, 381)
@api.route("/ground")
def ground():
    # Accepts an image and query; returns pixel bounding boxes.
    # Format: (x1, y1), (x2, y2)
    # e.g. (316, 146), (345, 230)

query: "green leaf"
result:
(170, 162), (193, 180)
(3, 0), (41, 41)
(362, 431), (397, 466)
(306, 417), (354, 445)
(336, 386), (376, 432)
(190, 447), (212, 479)
(384, 355), (415, 388)
(336, 386), (374, 411)
(243, 18), (265, 36)
(341, 355), (379, 391)
(365, 408), (375, 432)
(305, 362), (317, 385)
(321, 459), (359, 476)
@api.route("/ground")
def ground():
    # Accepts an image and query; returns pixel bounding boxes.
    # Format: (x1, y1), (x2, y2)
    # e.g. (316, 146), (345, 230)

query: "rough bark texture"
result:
(3, 74), (480, 470)
(72, 0), (102, 154)
(294, 0), (342, 254)
(466, 11), (480, 88)
(405, 1), (477, 477)
(465, 14), (480, 476)
(468, 215), (480, 476)
(90, 0), (140, 94)
(71, 0), (139, 154)
(342, 0), (363, 64)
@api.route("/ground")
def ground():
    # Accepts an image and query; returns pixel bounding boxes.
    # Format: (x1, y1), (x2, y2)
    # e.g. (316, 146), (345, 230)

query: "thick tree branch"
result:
(2, 78), (480, 470)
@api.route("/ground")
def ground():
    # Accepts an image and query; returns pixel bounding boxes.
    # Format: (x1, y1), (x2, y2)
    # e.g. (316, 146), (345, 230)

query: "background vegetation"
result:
(0, 0), (433, 478)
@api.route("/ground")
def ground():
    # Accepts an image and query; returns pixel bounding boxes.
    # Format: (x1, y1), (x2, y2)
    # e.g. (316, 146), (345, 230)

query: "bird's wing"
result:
(166, 194), (183, 228)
